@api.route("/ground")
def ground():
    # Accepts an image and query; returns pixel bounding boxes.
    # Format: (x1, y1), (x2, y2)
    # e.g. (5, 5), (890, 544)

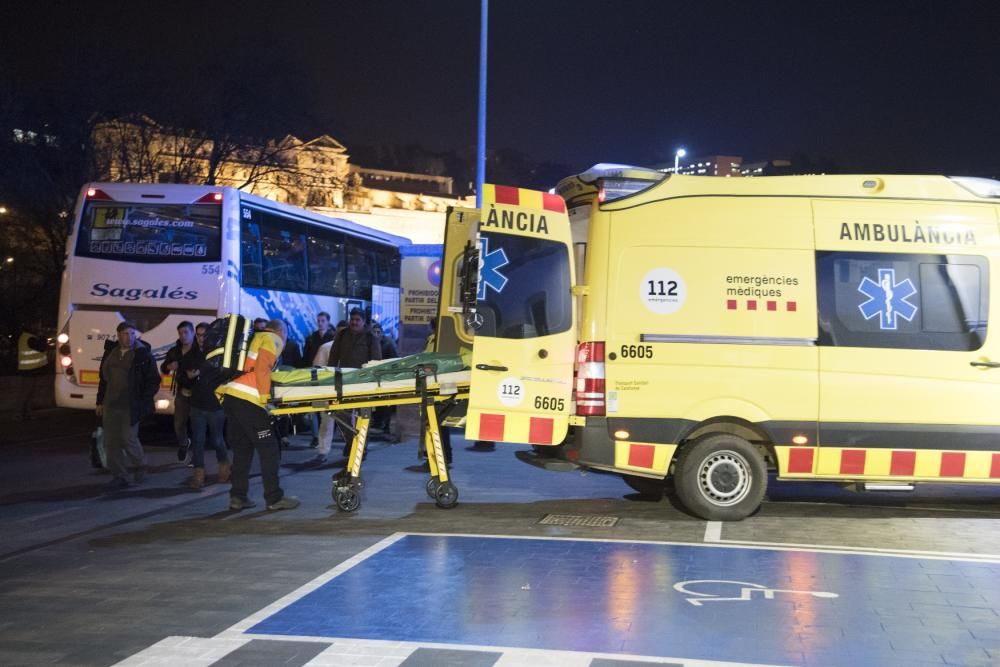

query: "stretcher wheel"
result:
(434, 481), (458, 509)
(336, 488), (361, 512)
(426, 478), (440, 499)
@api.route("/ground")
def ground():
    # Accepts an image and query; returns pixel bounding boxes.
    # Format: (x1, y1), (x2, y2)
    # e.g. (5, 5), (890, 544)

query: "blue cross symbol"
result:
(857, 268), (918, 330)
(477, 237), (509, 300)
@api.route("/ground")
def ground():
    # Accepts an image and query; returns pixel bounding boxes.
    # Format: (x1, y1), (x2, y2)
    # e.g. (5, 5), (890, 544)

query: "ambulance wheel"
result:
(674, 433), (766, 521)
(336, 488), (361, 512)
(434, 481), (459, 509)
(622, 474), (666, 499)
(426, 478), (440, 498)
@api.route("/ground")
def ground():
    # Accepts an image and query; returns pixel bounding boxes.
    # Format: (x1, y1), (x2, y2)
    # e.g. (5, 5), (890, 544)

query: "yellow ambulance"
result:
(550, 166), (1000, 520)
(448, 171), (1000, 521)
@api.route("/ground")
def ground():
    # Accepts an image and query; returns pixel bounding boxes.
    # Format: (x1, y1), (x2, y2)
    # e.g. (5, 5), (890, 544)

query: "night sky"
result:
(4, 1), (1000, 179)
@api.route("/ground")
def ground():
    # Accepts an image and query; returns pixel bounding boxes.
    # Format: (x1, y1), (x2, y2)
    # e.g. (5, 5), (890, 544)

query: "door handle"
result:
(475, 363), (509, 372)
(970, 360), (1000, 368)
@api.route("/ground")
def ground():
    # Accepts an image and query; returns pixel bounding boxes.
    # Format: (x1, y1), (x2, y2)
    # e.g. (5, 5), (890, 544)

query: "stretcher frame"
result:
(268, 365), (469, 512)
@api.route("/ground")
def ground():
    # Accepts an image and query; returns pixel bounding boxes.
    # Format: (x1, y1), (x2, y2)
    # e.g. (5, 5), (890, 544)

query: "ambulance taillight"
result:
(575, 341), (606, 416)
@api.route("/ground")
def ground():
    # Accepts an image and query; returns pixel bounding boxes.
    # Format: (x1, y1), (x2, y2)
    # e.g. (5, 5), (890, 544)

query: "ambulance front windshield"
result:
(476, 231), (572, 340)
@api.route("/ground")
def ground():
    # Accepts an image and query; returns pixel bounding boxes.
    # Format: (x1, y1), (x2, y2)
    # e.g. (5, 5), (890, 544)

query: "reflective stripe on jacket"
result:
(220, 331), (283, 408)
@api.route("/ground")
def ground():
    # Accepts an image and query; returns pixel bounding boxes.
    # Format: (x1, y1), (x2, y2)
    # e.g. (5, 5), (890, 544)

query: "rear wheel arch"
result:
(674, 417), (777, 470)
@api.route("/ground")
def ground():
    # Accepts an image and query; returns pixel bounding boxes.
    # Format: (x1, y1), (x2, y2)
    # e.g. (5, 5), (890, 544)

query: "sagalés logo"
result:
(90, 283), (199, 301)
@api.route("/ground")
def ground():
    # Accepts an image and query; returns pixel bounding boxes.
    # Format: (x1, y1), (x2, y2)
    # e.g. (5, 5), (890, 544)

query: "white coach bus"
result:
(55, 182), (408, 412)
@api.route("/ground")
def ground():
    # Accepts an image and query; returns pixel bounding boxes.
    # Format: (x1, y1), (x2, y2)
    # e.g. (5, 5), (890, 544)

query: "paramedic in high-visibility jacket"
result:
(219, 319), (300, 512)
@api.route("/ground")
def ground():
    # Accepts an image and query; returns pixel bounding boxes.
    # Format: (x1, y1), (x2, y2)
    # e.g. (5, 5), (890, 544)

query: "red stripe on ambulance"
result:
(839, 449), (866, 474)
(940, 451), (966, 477)
(528, 417), (554, 444)
(479, 413), (505, 441)
(628, 444), (655, 468)
(890, 450), (916, 476)
(493, 186), (520, 206)
(542, 192), (566, 213)
(787, 447), (814, 473)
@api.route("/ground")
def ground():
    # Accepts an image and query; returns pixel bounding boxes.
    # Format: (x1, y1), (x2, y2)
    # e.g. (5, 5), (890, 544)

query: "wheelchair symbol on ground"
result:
(674, 579), (839, 606)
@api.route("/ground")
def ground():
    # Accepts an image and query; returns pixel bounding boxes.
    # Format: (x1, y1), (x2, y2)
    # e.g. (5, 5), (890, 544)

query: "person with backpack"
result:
(185, 322), (230, 489)
(217, 319), (299, 511)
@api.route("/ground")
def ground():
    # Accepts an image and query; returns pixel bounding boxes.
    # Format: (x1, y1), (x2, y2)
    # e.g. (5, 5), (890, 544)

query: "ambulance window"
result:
(816, 251), (988, 351)
(476, 232), (572, 339)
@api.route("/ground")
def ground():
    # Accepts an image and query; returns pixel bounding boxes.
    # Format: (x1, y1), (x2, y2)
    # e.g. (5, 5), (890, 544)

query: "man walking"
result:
(302, 312), (335, 447)
(161, 321), (198, 462)
(186, 322), (230, 489)
(96, 321), (160, 491)
(328, 308), (381, 459)
(219, 319), (299, 511)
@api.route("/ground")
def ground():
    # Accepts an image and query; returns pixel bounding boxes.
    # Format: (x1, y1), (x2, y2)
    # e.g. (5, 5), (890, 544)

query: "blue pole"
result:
(476, 0), (488, 207)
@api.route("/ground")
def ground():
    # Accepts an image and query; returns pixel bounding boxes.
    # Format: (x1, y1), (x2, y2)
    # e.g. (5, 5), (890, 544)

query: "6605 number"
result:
(620, 344), (654, 359)
(534, 396), (565, 411)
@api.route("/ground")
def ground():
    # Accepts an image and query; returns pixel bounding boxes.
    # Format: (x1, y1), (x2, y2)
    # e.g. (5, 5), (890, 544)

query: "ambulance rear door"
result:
(464, 185), (576, 445)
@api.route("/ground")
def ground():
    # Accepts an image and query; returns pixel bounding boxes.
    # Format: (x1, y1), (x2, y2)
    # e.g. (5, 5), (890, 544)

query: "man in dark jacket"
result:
(186, 322), (230, 489)
(161, 321), (198, 462)
(301, 311), (335, 447)
(327, 308), (381, 459)
(96, 321), (161, 491)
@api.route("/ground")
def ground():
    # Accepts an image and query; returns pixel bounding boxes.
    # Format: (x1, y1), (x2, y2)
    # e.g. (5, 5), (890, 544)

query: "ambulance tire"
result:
(674, 434), (766, 521)
(622, 474), (666, 499)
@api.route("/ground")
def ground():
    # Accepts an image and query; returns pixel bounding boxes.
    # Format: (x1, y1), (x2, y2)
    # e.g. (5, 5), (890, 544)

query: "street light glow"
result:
(674, 148), (687, 173)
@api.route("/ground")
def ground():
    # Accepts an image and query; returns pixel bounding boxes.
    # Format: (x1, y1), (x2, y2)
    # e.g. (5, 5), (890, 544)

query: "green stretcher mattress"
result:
(270, 352), (471, 405)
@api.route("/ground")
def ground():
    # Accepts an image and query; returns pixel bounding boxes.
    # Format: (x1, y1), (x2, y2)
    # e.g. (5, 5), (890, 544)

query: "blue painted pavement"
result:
(249, 535), (1000, 666)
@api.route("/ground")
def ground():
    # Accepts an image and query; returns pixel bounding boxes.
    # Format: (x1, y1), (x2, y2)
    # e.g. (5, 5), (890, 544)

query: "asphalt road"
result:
(2, 408), (1000, 666)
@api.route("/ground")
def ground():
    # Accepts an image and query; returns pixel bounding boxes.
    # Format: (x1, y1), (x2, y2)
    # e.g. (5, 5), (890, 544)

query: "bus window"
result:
(345, 241), (374, 299)
(308, 230), (347, 295)
(76, 203), (221, 263)
(261, 217), (307, 292)
(374, 246), (400, 286)
(241, 220), (263, 287)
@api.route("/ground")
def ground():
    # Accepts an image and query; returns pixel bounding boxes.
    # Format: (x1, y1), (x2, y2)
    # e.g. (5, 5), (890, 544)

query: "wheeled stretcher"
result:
(268, 354), (470, 512)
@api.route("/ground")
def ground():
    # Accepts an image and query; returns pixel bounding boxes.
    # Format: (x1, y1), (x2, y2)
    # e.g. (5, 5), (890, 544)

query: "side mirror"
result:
(459, 241), (480, 328)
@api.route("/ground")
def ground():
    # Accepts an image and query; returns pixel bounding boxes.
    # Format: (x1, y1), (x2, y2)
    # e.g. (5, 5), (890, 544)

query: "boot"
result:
(189, 468), (205, 490)
(217, 461), (231, 484)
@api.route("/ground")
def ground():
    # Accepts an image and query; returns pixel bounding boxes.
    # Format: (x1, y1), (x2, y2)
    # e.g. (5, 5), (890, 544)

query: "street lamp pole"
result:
(475, 0), (488, 207)
(674, 148), (687, 174)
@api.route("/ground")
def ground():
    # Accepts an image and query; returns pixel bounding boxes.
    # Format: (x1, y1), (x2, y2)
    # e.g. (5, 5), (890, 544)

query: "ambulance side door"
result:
(464, 186), (576, 445)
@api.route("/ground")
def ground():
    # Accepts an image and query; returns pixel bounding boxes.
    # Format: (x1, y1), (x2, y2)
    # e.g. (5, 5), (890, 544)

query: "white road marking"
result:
(703, 521), (722, 542)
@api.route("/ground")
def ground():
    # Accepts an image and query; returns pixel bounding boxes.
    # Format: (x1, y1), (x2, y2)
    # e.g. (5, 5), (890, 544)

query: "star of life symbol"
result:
(477, 237), (509, 300)
(857, 268), (918, 330)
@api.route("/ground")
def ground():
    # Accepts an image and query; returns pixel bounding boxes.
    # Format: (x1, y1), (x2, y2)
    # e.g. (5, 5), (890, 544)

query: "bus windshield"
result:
(75, 202), (222, 263)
